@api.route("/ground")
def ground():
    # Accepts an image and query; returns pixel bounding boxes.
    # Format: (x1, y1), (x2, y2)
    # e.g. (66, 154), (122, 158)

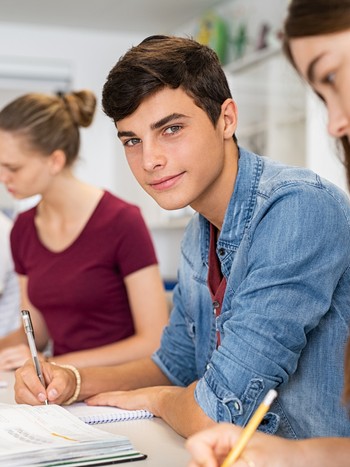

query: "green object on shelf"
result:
(232, 23), (248, 59)
(196, 11), (229, 64)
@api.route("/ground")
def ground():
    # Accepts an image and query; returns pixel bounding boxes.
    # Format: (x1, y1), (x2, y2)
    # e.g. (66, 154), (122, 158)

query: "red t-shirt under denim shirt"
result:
(207, 223), (227, 347)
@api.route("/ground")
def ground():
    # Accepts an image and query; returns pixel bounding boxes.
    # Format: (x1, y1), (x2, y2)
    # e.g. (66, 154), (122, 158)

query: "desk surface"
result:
(0, 370), (190, 467)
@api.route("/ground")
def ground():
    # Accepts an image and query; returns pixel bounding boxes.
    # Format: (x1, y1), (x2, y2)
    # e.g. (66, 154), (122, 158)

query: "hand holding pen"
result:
(21, 309), (48, 405)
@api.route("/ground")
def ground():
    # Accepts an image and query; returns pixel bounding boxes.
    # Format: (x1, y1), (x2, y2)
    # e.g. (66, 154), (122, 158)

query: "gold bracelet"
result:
(53, 364), (81, 405)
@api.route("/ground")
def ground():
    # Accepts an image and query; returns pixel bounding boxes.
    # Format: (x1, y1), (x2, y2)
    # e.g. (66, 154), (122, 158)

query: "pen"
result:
(221, 389), (278, 467)
(21, 309), (48, 405)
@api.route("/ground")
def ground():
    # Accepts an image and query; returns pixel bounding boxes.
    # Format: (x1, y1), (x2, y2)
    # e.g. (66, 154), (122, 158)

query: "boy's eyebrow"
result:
(117, 113), (188, 138)
(150, 113), (188, 130)
(117, 130), (136, 138)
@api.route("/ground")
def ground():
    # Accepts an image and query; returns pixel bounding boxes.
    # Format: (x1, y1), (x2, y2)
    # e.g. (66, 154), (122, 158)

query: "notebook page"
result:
(66, 402), (153, 424)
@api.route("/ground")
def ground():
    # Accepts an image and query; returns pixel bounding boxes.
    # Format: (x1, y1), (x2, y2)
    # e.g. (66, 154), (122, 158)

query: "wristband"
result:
(52, 363), (81, 405)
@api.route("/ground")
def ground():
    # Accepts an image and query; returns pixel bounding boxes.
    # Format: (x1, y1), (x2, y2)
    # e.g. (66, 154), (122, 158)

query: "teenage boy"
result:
(15, 35), (350, 440)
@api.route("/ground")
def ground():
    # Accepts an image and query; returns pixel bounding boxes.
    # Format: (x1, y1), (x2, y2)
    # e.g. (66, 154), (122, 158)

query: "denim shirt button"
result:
(233, 401), (240, 411)
(218, 248), (225, 256)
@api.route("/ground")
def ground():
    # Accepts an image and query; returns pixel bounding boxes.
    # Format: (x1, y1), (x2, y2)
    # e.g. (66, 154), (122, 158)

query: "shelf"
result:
(224, 46), (281, 74)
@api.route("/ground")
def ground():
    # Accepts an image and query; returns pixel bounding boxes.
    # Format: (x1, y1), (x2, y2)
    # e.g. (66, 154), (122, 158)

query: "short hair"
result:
(102, 35), (237, 142)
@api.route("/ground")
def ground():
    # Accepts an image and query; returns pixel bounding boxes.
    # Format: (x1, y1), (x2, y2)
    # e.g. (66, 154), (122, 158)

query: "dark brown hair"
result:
(284, 0), (350, 409)
(102, 35), (237, 143)
(0, 90), (96, 166)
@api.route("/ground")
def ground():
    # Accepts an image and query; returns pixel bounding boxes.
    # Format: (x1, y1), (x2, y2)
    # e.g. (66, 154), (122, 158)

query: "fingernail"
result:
(48, 388), (58, 399)
(38, 392), (47, 402)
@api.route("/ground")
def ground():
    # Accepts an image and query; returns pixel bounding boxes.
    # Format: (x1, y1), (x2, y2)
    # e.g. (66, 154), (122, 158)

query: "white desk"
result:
(0, 371), (190, 466)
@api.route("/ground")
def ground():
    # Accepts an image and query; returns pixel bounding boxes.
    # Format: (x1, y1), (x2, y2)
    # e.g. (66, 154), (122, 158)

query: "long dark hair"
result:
(283, 0), (350, 409)
(283, 0), (350, 188)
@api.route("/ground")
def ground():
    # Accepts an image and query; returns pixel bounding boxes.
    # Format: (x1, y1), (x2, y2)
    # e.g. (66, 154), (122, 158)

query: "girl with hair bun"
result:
(0, 90), (168, 370)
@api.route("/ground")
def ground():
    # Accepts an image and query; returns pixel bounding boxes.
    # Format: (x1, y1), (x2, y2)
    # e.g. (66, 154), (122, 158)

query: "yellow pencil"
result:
(221, 389), (277, 467)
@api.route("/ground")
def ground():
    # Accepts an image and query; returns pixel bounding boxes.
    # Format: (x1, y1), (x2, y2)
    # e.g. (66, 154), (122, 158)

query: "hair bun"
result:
(62, 90), (97, 127)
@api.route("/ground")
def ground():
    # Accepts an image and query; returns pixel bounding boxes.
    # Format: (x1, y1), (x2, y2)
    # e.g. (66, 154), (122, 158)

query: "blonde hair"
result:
(0, 90), (96, 166)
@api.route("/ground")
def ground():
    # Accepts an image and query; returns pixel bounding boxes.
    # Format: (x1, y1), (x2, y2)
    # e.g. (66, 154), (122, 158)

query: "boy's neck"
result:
(192, 143), (239, 230)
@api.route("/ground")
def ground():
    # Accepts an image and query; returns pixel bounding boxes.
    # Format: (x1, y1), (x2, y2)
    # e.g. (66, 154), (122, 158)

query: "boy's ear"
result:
(221, 98), (238, 139)
(49, 149), (67, 174)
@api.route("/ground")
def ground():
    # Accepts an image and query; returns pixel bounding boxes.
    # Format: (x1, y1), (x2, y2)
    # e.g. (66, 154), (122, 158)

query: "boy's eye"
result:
(124, 138), (141, 147)
(164, 125), (181, 135)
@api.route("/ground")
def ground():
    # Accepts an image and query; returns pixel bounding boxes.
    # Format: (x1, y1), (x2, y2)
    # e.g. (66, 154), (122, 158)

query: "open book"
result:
(0, 403), (147, 466)
(66, 402), (153, 424)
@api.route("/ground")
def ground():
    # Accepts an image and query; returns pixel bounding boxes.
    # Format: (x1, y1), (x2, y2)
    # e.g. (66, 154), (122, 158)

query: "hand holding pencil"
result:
(221, 389), (277, 467)
(186, 389), (278, 467)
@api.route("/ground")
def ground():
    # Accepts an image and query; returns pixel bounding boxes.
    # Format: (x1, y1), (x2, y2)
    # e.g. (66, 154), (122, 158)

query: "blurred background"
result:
(0, 0), (345, 286)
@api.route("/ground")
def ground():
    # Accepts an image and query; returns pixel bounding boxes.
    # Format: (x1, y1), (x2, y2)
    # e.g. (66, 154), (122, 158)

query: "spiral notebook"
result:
(66, 402), (154, 425)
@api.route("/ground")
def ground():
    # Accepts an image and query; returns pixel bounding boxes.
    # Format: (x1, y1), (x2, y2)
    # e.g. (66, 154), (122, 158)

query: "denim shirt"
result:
(153, 147), (350, 439)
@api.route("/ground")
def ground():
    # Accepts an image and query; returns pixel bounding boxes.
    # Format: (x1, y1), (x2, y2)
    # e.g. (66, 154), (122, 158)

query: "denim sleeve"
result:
(152, 279), (204, 387)
(195, 183), (350, 429)
(152, 215), (213, 387)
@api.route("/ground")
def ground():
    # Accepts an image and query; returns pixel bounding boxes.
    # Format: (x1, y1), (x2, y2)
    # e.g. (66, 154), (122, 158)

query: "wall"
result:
(0, 22), (142, 203)
(0, 21), (184, 280)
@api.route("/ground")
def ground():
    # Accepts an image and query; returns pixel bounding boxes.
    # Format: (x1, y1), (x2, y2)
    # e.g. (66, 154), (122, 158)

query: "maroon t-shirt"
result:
(11, 191), (158, 356)
(207, 223), (227, 348)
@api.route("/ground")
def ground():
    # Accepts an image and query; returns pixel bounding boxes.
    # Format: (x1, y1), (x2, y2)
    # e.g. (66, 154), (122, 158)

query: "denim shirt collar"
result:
(199, 147), (263, 267)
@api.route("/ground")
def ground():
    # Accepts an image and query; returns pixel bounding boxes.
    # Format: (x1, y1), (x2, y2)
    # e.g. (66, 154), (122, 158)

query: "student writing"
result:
(0, 90), (168, 369)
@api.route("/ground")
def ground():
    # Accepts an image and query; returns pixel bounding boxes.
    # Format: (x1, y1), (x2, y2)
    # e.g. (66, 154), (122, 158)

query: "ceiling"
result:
(0, 0), (227, 35)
